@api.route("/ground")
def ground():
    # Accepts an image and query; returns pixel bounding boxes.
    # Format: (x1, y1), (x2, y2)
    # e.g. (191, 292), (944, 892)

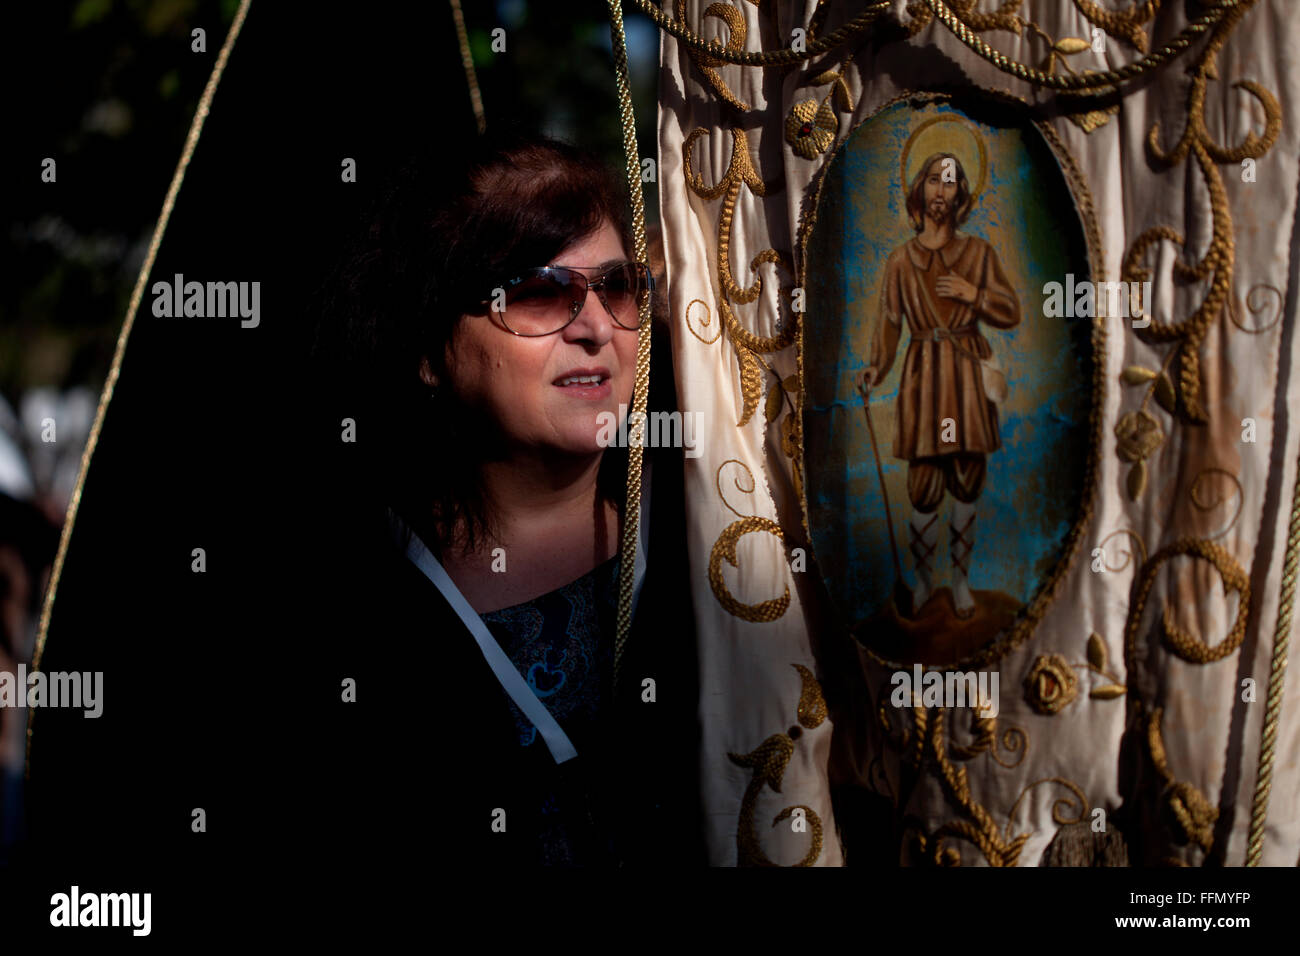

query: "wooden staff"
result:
(859, 376), (914, 619)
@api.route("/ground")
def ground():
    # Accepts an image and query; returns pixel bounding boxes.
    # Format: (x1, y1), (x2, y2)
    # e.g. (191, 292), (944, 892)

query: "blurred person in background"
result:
(0, 393), (61, 864)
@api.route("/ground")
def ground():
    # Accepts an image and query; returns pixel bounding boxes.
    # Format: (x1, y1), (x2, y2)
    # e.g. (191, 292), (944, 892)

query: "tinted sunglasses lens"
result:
(602, 263), (648, 325)
(501, 271), (581, 334)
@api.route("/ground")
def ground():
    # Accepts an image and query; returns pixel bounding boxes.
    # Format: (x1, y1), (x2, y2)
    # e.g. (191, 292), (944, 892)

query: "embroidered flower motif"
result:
(1114, 409), (1164, 463)
(1024, 654), (1079, 715)
(786, 98), (837, 159)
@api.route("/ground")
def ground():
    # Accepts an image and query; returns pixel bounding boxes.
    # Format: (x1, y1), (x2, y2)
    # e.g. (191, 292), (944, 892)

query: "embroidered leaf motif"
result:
(1053, 37), (1091, 55)
(831, 77), (854, 113)
(1090, 685), (1127, 700)
(782, 375), (800, 394)
(738, 347), (763, 426)
(1154, 373), (1177, 413)
(765, 381), (783, 423)
(1127, 459), (1147, 500)
(1121, 365), (1158, 385)
(1087, 632), (1107, 670)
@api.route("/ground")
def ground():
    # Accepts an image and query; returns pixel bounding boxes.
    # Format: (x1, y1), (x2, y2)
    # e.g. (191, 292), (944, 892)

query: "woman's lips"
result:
(553, 368), (612, 400)
(553, 378), (612, 400)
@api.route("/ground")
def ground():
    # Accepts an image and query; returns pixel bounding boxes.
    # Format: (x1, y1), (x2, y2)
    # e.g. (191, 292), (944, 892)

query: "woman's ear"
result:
(419, 355), (439, 389)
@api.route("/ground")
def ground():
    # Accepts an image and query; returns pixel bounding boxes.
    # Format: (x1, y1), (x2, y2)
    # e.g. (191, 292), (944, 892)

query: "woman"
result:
(304, 130), (703, 867)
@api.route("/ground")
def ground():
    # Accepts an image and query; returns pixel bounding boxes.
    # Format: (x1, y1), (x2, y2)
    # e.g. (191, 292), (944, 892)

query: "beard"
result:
(926, 197), (955, 226)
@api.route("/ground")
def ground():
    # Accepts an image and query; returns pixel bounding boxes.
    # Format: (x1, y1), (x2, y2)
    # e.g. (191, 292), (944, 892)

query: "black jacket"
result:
(287, 324), (704, 869)
(21, 326), (703, 903)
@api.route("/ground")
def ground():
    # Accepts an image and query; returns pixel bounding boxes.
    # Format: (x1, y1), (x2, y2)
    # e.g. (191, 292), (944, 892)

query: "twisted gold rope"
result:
(920, 0), (1240, 91)
(1247, 443), (1300, 864)
(27, 0), (254, 772)
(448, 0), (486, 133)
(608, 0), (652, 691)
(631, 0), (891, 65)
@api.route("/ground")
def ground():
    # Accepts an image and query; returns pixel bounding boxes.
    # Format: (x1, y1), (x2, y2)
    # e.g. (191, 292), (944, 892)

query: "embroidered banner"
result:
(658, 0), (1299, 865)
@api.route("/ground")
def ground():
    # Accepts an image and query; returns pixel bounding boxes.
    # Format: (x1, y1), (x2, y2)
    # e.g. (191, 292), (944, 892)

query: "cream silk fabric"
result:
(658, 0), (1300, 865)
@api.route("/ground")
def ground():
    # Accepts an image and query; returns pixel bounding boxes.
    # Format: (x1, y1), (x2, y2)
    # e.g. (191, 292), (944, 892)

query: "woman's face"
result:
(438, 219), (640, 460)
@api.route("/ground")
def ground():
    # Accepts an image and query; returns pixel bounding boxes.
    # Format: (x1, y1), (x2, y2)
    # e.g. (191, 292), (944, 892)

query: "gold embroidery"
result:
(926, 707), (1030, 866)
(709, 517), (791, 622)
(883, 691), (1095, 866)
(1072, 0), (1158, 52)
(636, 0), (891, 67)
(1024, 654), (1080, 715)
(1084, 632), (1127, 699)
(715, 456), (755, 519)
(948, 711), (1027, 769)
(786, 98), (838, 159)
(1007, 776), (1089, 832)
(1097, 527), (1148, 571)
(794, 663), (828, 728)
(1125, 538), (1250, 667)
(877, 684), (928, 768)
(730, 732), (796, 865)
(786, 70), (854, 159)
(1117, 0), (1281, 495)
(730, 666), (829, 865)
(1189, 468), (1244, 542)
(661, 1), (1275, 865)
(1063, 98), (1120, 134)
(1227, 283), (1284, 335)
(1120, 533), (1249, 858)
(904, 0), (1159, 92)
(919, 0), (1244, 91)
(1114, 408), (1165, 500)
(678, 1), (755, 112)
(684, 297), (722, 345)
(683, 126), (795, 428)
(905, 0), (1023, 39)
(1147, 706), (1218, 853)
(709, 460), (791, 621)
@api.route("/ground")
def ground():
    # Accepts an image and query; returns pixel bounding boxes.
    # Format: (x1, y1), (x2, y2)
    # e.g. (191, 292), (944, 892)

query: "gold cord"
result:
(608, 1), (652, 691)
(632, 0), (891, 66)
(448, 0), (486, 133)
(920, 0), (1241, 91)
(26, 0), (254, 773)
(1247, 443), (1300, 864)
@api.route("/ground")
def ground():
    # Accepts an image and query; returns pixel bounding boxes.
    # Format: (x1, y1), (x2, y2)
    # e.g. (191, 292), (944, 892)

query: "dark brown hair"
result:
(311, 130), (634, 558)
(905, 152), (973, 232)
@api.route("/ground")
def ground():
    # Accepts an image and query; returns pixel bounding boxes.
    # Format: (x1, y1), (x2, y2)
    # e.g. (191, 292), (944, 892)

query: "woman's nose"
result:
(562, 288), (616, 346)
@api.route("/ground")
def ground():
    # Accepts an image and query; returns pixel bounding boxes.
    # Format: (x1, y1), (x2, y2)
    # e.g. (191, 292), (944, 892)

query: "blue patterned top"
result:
(480, 552), (621, 865)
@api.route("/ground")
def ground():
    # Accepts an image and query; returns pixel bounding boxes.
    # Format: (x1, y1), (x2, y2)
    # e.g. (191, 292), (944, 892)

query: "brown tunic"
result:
(868, 233), (1021, 459)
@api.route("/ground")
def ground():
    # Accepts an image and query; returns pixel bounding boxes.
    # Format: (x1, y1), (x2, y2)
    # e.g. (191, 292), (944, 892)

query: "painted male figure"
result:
(859, 152), (1020, 618)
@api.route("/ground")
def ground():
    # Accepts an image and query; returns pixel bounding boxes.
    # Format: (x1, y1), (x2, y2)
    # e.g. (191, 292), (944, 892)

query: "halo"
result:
(900, 115), (988, 201)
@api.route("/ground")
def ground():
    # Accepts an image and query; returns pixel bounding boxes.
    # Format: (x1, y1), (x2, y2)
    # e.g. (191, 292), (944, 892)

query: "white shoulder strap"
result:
(390, 513), (579, 765)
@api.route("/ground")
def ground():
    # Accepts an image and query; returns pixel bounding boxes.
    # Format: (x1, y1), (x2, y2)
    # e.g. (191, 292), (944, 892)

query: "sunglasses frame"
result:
(477, 261), (654, 337)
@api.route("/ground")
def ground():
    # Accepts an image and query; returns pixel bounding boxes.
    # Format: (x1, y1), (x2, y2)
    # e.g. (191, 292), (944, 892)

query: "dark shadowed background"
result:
(1, 0), (661, 930)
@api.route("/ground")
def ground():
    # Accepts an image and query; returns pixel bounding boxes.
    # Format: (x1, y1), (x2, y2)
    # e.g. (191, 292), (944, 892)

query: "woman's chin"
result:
(543, 408), (624, 453)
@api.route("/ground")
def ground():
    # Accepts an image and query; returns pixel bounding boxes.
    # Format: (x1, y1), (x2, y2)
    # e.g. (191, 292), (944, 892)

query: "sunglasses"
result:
(473, 261), (654, 336)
